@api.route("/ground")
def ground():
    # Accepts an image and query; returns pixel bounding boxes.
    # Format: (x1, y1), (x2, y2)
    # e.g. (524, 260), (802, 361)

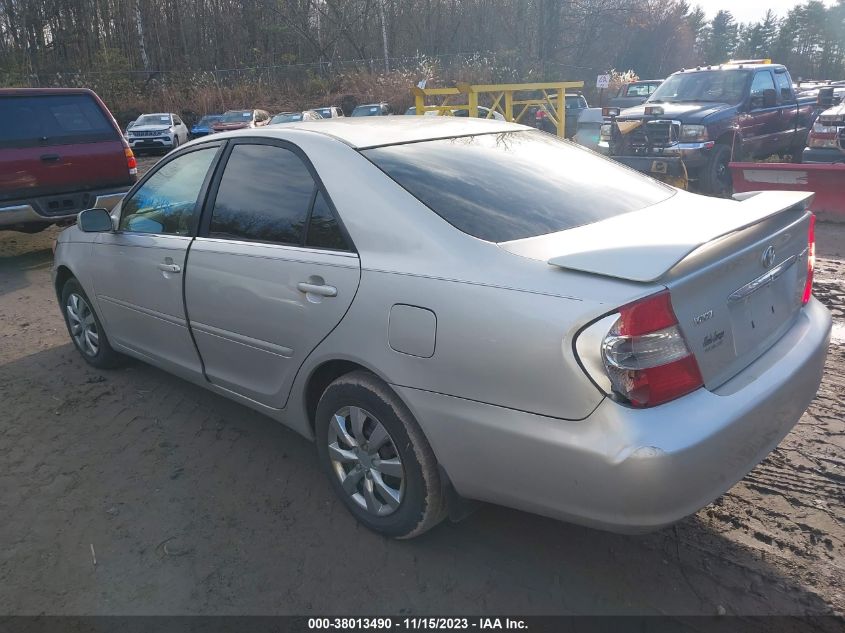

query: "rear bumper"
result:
(0, 190), (128, 228)
(802, 147), (844, 164)
(396, 298), (831, 533)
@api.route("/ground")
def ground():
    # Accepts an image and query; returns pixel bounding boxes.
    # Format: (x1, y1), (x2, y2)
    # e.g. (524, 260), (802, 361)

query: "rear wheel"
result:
(61, 278), (124, 369)
(315, 370), (447, 539)
(700, 143), (734, 198)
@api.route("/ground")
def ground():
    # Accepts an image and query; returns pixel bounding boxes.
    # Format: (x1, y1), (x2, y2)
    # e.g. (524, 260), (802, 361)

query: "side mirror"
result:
(819, 87), (835, 108)
(763, 89), (777, 108)
(77, 208), (114, 232)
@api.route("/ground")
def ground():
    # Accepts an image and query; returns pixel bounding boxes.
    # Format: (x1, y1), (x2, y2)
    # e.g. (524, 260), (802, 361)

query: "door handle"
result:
(40, 153), (60, 162)
(158, 263), (182, 273)
(297, 282), (337, 297)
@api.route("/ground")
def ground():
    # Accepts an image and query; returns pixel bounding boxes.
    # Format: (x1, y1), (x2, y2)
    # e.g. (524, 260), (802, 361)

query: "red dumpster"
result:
(730, 162), (845, 221)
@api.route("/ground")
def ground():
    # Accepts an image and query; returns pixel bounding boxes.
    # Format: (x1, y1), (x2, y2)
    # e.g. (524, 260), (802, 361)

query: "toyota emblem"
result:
(761, 246), (776, 269)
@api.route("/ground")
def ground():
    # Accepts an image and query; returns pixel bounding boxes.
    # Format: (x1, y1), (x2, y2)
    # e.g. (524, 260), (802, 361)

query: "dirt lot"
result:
(0, 162), (843, 618)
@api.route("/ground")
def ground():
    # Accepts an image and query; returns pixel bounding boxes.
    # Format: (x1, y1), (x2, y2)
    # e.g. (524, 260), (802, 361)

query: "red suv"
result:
(0, 88), (137, 233)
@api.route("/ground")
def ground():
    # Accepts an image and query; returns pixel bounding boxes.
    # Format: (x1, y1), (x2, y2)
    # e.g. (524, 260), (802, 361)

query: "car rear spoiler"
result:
(498, 191), (814, 283)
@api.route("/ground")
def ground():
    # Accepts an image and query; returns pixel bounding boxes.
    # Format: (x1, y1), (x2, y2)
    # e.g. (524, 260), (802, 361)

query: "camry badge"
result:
(761, 246), (776, 269)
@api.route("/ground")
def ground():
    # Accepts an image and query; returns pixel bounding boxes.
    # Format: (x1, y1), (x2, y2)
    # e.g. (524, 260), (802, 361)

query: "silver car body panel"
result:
(500, 189), (813, 283)
(53, 118), (831, 532)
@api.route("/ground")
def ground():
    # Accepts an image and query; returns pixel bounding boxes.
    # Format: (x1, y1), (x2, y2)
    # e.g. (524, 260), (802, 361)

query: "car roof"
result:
(209, 116), (526, 149)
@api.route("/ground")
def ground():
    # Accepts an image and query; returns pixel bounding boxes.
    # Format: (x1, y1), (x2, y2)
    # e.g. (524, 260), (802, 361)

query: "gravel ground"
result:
(0, 168), (843, 617)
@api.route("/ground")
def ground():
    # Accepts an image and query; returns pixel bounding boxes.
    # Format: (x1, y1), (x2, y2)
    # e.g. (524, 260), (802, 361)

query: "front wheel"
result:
(699, 143), (734, 198)
(61, 279), (124, 369)
(315, 371), (447, 539)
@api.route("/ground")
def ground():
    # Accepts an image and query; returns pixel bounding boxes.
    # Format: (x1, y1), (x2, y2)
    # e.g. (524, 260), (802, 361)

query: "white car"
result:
(126, 112), (189, 154)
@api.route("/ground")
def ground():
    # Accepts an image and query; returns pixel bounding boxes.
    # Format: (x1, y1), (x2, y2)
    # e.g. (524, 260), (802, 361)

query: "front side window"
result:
(363, 130), (674, 243)
(751, 71), (776, 97)
(209, 144), (316, 245)
(119, 147), (217, 235)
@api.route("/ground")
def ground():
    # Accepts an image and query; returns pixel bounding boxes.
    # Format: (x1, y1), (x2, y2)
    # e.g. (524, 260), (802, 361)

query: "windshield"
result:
(316, 108), (332, 117)
(221, 110), (252, 123)
(649, 70), (750, 104)
(196, 115), (222, 126)
(135, 114), (171, 127)
(271, 113), (303, 124)
(363, 130), (674, 243)
(352, 105), (383, 117)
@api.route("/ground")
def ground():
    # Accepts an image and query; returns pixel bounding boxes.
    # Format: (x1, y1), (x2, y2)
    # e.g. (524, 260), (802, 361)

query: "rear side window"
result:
(209, 144), (316, 245)
(0, 94), (118, 148)
(306, 191), (348, 250)
(363, 130), (674, 242)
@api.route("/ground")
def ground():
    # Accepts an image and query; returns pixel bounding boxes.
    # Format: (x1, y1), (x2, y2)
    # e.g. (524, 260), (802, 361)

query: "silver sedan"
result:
(53, 118), (831, 538)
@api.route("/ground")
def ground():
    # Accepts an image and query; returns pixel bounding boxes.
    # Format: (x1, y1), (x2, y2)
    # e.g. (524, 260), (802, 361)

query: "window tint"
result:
(306, 191), (348, 250)
(363, 130), (674, 243)
(119, 147), (217, 235)
(775, 72), (793, 101)
(210, 144), (315, 244)
(751, 71), (775, 97)
(0, 94), (117, 148)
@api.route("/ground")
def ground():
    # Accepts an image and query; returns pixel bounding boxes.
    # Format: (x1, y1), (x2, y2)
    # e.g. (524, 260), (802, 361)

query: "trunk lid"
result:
(0, 91), (132, 203)
(500, 190), (813, 389)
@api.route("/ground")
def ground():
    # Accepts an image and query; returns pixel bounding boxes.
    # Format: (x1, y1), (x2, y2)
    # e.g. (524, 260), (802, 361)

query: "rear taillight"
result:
(803, 214), (816, 305)
(807, 123), (839, 149)
(125, 147), (137, 176)
(602, 291), (703, 408)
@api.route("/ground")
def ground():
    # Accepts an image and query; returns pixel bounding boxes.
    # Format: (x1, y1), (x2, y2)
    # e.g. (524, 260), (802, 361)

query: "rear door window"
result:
(363, 130), (674, 243)
(209, 143), (316, 245)
(0, 94), (118, 148)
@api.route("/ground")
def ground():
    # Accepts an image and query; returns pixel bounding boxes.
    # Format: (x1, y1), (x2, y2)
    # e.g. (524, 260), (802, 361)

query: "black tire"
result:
(15, 222), (50, 234)
(315, 370), (447, 539)
(60, 278), (125, 369)
(700, 143), (734, 198)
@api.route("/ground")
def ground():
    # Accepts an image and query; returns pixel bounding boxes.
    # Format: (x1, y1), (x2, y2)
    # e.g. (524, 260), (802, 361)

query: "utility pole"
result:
(377, 0), (389, 72)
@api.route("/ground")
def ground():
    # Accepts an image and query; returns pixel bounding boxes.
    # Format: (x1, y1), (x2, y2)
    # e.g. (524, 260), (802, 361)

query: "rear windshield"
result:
(362, 130), (674, 243)
(271, 113), (302, 124)
(222, 110), (252, 122)
(0, 94), (118, 148)
(352, 105), (382, 117)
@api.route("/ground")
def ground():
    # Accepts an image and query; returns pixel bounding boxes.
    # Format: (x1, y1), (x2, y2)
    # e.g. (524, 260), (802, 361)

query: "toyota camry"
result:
(52, 117), (831, 538)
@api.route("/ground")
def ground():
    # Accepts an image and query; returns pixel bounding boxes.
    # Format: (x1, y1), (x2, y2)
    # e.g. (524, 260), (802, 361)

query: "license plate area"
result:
(728, 256), (801, 357)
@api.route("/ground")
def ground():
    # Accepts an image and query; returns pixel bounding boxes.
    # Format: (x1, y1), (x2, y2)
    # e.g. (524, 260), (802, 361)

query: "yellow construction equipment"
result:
(412, 81), (585, 138)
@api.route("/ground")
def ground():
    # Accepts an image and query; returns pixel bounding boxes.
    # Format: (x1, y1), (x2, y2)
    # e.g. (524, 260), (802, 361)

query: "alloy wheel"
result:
(328, 406), (405, 517)
(66, 293), (99, 357)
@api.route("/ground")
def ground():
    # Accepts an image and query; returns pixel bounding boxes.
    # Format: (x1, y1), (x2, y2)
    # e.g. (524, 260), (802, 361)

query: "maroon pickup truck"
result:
(599, 63), (821, 196)
(0, 88), (137, 232)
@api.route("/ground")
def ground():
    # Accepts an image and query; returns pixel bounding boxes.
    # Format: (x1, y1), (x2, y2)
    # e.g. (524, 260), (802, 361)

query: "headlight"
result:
(680, 125), (708, 142)
(600, 123), (612, 141)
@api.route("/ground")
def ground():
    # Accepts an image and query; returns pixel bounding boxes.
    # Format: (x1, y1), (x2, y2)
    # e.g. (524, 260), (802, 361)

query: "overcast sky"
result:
(694, 0), (836, 23)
